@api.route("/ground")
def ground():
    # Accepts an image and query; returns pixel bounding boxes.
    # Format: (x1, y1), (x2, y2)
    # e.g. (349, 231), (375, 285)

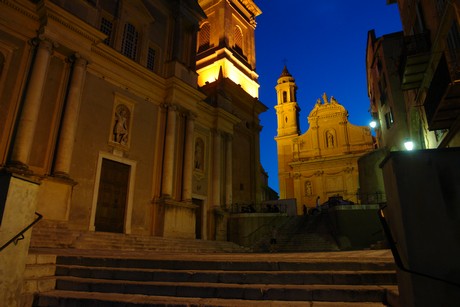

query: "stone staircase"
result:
(30, 220), (250, 253)
(255, 214), (340, 252)
(31, 251), (399, 306)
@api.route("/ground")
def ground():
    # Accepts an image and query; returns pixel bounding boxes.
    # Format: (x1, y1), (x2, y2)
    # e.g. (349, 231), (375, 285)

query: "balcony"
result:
(424, 55), (460, 130)
(400, 32), (431, 90)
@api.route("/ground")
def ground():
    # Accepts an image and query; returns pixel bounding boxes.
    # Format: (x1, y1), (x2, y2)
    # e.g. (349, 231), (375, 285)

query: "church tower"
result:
(197, 0), (261, 98)
(275, 66), (301, 137)
(196, 0), (268, 209)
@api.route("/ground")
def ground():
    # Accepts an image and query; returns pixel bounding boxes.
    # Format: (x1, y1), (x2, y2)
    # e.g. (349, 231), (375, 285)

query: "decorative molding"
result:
(37, 0), (106, 45)
(1, 0), (39, 22)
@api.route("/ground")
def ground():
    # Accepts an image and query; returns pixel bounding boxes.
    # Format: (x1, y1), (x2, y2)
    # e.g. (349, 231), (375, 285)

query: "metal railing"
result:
(378, 206), (460, 288)
(0, 212), (42, 252)
(229, 203), (288, 214)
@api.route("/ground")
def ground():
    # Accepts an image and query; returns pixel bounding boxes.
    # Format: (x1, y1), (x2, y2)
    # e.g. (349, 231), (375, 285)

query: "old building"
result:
(385, 0), (460, 149)
(366, 1), (460, 306)
(274, 67), (374, 214)
(0, 0), (267, 303)
(366, 30), (410, 151)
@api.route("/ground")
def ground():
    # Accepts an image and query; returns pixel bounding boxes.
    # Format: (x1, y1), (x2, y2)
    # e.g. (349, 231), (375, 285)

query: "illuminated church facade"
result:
(0, 0), (267, 251)
(274, 67), (375, 214)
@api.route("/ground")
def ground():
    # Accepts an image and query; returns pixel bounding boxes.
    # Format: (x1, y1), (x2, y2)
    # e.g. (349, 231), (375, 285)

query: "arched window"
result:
(198, 22), (210, 52)
(282, 91), (287, 103)
(121, 23), (139, 60)
(233, 25), (243, 55)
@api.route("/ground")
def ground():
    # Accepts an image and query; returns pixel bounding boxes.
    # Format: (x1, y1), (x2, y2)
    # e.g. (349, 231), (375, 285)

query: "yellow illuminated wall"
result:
(197, 56), (259, 98)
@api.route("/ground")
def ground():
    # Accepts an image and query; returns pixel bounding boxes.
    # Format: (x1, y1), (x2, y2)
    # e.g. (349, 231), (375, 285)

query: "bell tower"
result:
(275, 66), (300, 137)
(197, 0), (261, 98)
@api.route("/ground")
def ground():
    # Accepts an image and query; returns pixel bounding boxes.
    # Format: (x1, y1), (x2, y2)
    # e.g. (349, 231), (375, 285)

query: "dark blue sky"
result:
(255, 1), (403, 193)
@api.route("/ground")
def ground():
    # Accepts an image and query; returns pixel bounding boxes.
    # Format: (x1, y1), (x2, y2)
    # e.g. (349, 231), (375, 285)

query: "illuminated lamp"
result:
(404, 139), (414, 151)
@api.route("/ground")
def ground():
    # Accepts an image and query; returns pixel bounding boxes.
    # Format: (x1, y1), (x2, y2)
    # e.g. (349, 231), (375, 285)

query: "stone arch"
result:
(326, 129), (336, 148)
(198, 22), (210, 51)
(233, 25), (243, 54)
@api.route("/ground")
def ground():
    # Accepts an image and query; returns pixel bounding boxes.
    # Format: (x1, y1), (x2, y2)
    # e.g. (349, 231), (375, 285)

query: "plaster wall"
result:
(0, 175), (39, 307)
(228, 214), (290, 248)
(163, 204), (196, 239)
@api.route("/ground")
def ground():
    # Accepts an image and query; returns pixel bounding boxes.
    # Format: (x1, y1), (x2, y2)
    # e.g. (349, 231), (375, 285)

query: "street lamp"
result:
(404, 139), (414, 151)
(369, 120), (377, 129)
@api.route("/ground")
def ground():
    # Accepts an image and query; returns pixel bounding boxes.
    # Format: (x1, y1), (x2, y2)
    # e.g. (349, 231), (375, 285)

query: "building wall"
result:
(0, 0), (266, 244)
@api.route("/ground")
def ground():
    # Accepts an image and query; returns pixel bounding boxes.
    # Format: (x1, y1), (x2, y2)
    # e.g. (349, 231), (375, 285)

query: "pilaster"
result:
(212, 129), (222, 207)
(9, 38), (54, 171)
(162, 104), (178, 197)
(53, 54), (87, 178)
(225, 134), (233, 207)
(182, 112), (196, 201)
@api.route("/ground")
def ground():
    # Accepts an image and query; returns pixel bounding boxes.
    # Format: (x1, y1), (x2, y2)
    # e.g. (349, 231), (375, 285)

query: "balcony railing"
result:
(399, 32), (431, 90)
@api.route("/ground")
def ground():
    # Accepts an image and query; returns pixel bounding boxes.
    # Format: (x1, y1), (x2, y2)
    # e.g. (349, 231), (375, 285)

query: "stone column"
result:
(182, 112), (195, 201)
(10, 39), (53, 169)
(54, 55), (87, 178)
(225, 134), (233, 207)
(162, 104), (177, 197)
(340, 120), (350, 152)
(312, 126), (320, 157)
(212, 129), (222, 206)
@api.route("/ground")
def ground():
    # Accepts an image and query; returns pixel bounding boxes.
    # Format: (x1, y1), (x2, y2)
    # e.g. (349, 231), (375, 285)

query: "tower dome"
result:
(277, 65), (295, 84)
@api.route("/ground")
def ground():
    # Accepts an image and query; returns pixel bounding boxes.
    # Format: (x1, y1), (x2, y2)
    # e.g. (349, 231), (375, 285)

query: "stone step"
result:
(55, 264), (397, 285)
(33, 290), (389, 307)
(53, 276), (396, 302)
(55, 255), (396, 272)
(31, 222), (249, 253)
(32, 250), (398, 305)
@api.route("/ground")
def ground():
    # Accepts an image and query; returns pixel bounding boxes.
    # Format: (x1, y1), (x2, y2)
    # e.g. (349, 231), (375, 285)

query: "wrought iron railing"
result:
(0, 212), (42, 252)
(229, 203), (288, 214)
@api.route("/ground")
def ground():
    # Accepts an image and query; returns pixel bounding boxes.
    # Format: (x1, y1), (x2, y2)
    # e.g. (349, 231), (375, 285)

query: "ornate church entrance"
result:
(95, 158), (130, 233)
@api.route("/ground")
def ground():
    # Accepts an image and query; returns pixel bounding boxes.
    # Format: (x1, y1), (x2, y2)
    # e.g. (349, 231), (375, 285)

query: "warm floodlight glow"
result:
(196, 50), (260, 98)
(404, 140), (414, 151)
(369, 120), (377, 129)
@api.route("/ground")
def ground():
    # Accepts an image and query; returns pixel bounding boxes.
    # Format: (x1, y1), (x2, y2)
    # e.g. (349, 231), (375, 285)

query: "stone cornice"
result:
(236, 0), (262, 17)
(37, 0), (106, 45)
(1, 0), (38, 21)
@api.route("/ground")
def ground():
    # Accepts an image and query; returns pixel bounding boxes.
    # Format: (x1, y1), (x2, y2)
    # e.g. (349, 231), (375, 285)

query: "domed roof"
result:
(279, 65), (292, 78)
(277, 65), (296, 84)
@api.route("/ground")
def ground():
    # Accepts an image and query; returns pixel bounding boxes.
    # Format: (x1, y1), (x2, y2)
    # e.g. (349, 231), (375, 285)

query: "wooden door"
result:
(193, 198), (203, 239)
(95, 158), (130, 233)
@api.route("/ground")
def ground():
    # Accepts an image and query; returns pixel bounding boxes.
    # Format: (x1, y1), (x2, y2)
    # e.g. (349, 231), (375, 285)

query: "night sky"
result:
(255, 1), (403, 193)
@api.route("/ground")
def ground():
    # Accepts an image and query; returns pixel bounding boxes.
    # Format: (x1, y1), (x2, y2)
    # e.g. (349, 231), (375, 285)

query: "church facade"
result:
(0, 0), (266, 244)
(275, 67), (374, 214)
